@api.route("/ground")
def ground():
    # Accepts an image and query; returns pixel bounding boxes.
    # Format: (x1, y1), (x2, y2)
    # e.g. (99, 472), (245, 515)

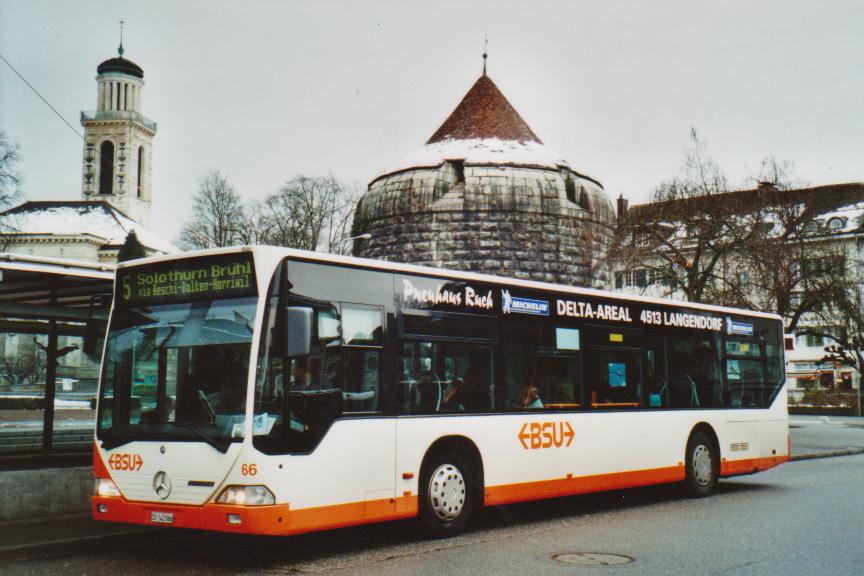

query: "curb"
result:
(791, 447), (864, 461)
(0, 525), (195, 562)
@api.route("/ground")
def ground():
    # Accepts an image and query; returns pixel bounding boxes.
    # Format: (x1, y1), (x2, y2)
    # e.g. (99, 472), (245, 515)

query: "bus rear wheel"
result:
(685, 430), (719, 497)
(419, 449), (475, 538)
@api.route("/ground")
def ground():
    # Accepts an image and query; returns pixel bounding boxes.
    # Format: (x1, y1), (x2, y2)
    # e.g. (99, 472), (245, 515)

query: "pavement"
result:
(1, 414), (862, 562)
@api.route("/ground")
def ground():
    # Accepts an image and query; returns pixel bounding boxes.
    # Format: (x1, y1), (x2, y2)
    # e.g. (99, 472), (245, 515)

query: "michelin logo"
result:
(726, 318), (754, 336)
(502, 290), (550, 316)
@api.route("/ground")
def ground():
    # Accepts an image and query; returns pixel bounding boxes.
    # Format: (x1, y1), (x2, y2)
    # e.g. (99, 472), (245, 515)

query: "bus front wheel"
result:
(685, 430), (719, 497)
(419, 449), (475, 538)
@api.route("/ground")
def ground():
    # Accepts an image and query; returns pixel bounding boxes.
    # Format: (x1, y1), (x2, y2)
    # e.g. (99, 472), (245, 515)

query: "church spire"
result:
(118, 20), (125, 57)
(482, 35), (488, 76)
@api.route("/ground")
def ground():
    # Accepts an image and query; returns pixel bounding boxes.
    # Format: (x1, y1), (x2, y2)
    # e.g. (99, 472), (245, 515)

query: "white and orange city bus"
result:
(92, 246), (789, 537)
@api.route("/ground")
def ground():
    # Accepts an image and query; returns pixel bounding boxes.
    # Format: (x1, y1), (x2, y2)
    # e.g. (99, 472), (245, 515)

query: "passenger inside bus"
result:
(521, 382), (543, 409)
(291, 359), (314, 389)
(442, 375), (464, 410)
(645, 360), (668, 408)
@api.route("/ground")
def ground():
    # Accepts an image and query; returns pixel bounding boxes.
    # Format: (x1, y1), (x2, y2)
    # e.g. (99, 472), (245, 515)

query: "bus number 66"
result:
(240, 464), (257, 476)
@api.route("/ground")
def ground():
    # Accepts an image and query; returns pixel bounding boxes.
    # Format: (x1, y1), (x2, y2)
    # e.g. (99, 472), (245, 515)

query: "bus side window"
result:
(645, 345), (668, 408)
(332, 306), (383, 412)
(667, 335), (722, 408)
(500, 320), (581, 411)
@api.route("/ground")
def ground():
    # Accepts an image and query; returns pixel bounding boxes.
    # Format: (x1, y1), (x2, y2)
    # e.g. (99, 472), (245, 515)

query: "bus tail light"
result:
(216, 485), (275, 506)
(95, 478), (121, 497)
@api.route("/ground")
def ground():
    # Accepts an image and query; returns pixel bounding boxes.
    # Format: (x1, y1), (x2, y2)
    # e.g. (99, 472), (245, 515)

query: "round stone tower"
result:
(352, 68), (616, 288)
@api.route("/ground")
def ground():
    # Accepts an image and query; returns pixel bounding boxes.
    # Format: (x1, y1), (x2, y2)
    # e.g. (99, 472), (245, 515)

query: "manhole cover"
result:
(553, 552), (634, 566)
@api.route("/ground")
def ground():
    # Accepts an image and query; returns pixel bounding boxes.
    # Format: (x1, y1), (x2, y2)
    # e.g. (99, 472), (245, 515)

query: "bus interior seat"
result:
(670, 375), (700, 407)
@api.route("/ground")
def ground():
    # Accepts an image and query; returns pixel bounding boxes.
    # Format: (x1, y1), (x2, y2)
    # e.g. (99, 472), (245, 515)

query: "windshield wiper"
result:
(169, 421), (231, 454)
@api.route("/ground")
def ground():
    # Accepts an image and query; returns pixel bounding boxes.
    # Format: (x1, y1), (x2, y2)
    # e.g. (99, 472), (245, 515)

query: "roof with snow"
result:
(373, 73), (602, 187)
(621, 182), (864, 236)
(0, 201), (176, 253)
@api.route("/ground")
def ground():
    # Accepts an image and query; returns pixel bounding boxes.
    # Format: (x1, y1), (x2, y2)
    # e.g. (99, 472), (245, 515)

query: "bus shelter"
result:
(0, 254), (114, 463)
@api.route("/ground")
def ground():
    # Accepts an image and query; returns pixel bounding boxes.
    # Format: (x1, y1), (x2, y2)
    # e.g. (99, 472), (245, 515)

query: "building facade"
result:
(613, 183), (864, 405)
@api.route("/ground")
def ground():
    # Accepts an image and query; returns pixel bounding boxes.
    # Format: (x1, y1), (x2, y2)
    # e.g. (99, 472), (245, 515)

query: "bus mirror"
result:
(285, 307), (313, 358)
(83, 319), (103, 355)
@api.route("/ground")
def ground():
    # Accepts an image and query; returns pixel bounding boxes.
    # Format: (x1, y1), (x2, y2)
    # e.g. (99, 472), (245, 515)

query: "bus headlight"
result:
(216, 485), (275, 506)
(95, 478), (121, 497)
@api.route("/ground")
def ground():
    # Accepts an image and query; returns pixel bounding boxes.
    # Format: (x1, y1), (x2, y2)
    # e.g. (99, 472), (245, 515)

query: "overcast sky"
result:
(1, 0), (862, 242)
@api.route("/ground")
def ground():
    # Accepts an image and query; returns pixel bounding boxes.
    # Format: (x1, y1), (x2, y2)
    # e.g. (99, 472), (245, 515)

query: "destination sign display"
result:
(116, 252), (257, 306)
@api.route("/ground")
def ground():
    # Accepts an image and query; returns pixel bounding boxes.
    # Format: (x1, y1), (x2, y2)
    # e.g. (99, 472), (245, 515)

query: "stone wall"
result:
(0, 467), (91, 520)
(355, 164), (615, 288)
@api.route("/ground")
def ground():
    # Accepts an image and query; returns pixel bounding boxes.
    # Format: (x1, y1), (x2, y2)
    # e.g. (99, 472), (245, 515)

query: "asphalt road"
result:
(5, 452), (863, 576)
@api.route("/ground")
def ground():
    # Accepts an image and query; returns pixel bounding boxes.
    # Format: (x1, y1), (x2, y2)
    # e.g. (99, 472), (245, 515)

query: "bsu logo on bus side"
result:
(518, 421), (575, 450)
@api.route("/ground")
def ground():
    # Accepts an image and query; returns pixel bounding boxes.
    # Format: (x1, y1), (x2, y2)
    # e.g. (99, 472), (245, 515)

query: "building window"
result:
(578, 188), (591, 211)
(803, 220), (820, 235)
(137, 146), (144, 197)
(784, 337), (794, 351)
(98, 141), (115, 195)
(827, 217), (845, 231)
(799, 334), (823, 348)
(448, 160), (465, 184)
(565, 178), (577, 203)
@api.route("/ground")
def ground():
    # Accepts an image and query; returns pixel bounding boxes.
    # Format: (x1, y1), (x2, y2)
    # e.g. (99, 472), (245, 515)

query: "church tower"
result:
(80, 34), (156, 227)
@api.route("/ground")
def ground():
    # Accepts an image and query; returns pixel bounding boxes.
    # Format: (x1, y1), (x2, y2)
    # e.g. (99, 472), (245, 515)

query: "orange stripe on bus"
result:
(484, 465), (686, 506)
(720, 454), (789, 476)
(93, 443), (110, 479)
(93, 455), (788, 536)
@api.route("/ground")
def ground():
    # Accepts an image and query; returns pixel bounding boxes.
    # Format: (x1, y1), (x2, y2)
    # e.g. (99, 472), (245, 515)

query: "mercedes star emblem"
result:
(153, 471), (172, 499)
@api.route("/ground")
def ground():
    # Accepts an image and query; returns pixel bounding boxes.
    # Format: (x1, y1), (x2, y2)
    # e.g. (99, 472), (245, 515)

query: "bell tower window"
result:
(137, 146), (144, 197)
(98, 141), (115, 195)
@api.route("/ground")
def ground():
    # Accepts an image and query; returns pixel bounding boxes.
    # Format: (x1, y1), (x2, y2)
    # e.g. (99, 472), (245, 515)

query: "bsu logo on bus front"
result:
(518, 421), (575, 450)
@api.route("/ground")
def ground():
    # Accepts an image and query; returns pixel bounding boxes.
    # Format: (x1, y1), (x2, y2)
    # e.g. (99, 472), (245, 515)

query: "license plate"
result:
(150, 511), (175, 524)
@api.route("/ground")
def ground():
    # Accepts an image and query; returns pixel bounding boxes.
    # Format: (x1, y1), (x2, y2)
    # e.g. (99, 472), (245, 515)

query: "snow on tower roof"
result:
(1, 201), (176, 253)
(372, 73), (602, 188)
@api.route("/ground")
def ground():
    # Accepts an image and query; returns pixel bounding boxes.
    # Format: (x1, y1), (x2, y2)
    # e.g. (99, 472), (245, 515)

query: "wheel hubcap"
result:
(428, 463), (466, 521)
(693, 445), (712, 486)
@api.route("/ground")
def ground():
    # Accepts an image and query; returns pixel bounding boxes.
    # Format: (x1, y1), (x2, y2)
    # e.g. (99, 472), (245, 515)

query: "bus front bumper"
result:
(92, 494), (418, 536)
(92, 496), (292, 535)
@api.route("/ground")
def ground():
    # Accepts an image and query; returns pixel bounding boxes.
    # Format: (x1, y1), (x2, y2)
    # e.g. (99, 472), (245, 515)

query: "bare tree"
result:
(179, 169), (245, 249)
(726, 158), (846, 333)
(256, 174), (359, 254)
(613, 129), (754, 303)
(0, 338), (44, 388)
(235, 201), (271, 246)
(0, 130), (21, 207)
(803, 267), (864, 416)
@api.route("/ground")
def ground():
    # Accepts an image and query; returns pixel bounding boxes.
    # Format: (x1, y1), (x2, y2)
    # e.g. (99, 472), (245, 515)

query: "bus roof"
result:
(116, 245), (783, 322)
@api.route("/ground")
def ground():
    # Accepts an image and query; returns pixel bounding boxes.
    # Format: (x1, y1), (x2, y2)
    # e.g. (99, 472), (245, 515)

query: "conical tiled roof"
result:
(427, 75), (541, 144)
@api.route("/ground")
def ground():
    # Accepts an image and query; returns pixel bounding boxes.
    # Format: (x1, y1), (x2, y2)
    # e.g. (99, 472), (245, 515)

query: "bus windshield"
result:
(97, 297), (257, 451)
